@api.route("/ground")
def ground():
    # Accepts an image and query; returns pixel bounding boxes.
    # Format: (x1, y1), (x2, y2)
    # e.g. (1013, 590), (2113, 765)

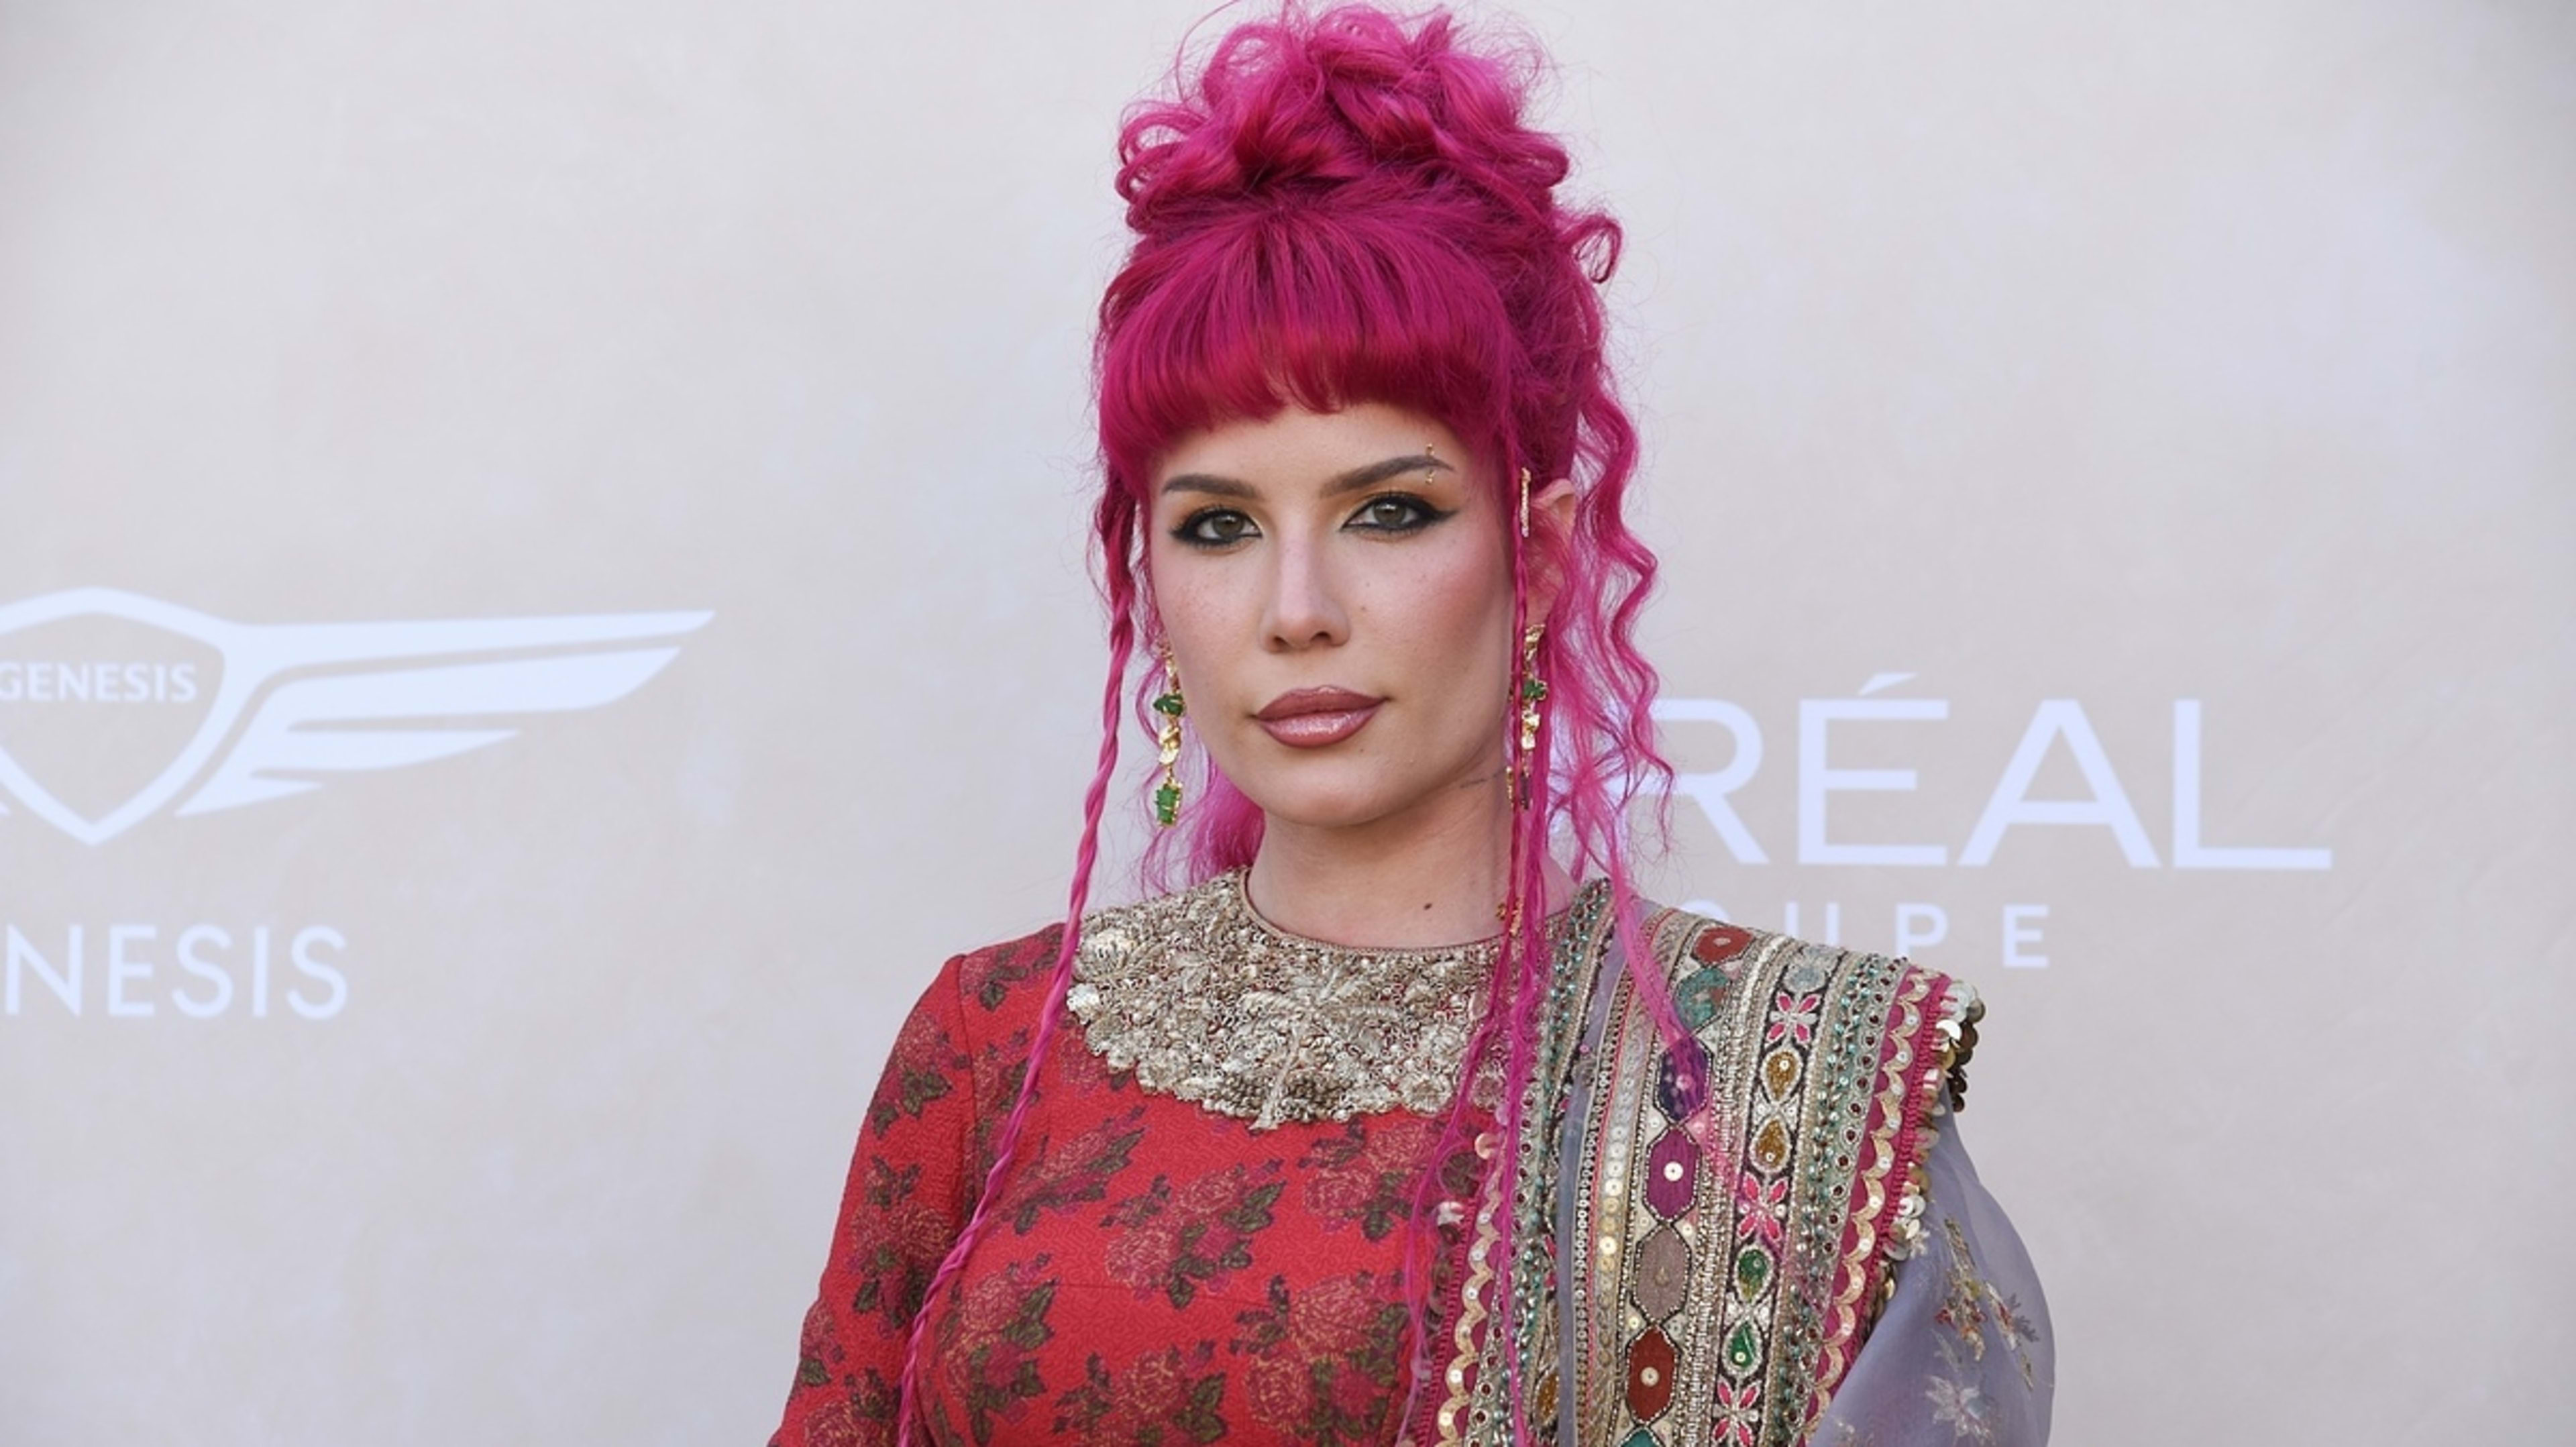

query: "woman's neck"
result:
(1242, 775), (1575, 949)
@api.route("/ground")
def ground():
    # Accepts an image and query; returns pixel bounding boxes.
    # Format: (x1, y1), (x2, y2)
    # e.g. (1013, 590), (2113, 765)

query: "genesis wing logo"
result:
(0, 588), (711, 845)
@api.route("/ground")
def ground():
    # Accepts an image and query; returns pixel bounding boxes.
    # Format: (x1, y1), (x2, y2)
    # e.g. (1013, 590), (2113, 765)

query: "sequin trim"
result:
(1886, 985), (1983, 1269)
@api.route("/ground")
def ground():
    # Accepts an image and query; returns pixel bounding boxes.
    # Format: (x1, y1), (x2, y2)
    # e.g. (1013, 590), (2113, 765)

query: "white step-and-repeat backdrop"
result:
(3, 2), (2568, 1442)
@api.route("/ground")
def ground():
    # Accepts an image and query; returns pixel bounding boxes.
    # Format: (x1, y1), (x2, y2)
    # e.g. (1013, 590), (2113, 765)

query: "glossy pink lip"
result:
(1254, 687), (1383, 748)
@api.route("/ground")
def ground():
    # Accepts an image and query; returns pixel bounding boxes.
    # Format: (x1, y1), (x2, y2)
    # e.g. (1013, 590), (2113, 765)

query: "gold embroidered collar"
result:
(1066, 871), (1603, 1130)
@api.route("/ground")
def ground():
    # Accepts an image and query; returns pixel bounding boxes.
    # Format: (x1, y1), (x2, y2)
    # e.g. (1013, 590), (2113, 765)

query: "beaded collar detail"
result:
(1065, 870), (1607, 1130)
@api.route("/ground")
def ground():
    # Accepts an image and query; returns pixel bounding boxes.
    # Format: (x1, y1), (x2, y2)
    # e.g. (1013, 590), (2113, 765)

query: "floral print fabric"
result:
(771, 928), (1482, 1447)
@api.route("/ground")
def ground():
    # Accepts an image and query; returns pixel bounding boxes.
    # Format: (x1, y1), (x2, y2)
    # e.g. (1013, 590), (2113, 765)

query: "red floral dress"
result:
(773, 925), (1483, 1447)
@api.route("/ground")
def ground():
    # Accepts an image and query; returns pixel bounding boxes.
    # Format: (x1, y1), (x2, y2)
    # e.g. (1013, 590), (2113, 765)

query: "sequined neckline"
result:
(1065, 870), (1609, 1130)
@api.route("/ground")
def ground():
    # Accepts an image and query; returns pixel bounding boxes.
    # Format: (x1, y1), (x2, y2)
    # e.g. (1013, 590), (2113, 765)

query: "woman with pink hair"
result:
(773, 7), (2049, 1444)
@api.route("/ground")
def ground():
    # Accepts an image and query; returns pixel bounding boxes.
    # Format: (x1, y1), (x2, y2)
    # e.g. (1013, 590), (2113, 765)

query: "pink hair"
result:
(898, 5), (1693, 1440)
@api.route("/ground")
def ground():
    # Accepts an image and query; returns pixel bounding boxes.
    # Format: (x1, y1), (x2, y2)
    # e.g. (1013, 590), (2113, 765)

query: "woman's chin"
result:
(1234, 771), (1493, 839)
(1228, 775), (1393, 833)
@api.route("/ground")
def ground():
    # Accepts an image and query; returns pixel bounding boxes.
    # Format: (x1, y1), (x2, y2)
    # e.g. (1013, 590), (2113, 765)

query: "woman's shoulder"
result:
(1626, 898), (1984, 1106)
(934, 918), (1067, 1023)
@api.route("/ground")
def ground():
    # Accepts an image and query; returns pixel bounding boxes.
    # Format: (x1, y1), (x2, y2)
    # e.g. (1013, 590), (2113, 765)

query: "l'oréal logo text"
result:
(1653, 674), (2336, 970)
(0, 588), (710, 844)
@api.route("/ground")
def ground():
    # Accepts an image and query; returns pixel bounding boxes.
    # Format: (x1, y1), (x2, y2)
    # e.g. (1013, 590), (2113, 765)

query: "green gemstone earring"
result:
(1152, 650), (1185, 827)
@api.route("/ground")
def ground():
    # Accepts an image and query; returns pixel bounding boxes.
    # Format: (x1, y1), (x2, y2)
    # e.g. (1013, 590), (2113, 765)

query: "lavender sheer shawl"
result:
(1811, 1122), (2054, 1445)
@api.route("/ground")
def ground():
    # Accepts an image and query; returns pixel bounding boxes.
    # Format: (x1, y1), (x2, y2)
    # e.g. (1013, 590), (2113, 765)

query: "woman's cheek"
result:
(1156, 571), (1241, 674)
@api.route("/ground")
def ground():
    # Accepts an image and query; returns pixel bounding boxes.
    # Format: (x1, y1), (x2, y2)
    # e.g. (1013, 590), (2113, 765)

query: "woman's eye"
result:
(1175, 509), (1258, 546)
(1349, 494), (1443, 533)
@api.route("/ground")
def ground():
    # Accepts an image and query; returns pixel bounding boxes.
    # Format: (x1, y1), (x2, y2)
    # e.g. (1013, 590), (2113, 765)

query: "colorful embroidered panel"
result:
(1544, 912), (1971, 1447)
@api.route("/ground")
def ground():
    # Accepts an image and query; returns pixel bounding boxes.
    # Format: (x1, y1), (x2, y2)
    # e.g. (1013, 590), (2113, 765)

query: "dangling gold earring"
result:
(1513, 621), (1547, 810)
(1151, 649), (1185, 827)
(1517, 467), (1533, 540)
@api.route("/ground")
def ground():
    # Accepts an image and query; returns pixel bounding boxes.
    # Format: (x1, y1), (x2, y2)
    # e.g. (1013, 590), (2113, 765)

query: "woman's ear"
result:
(1526, 477), (1580, 623)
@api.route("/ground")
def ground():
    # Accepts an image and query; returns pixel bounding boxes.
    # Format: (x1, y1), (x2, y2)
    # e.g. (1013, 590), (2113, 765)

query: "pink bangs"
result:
(1097, 201), (1521, 489)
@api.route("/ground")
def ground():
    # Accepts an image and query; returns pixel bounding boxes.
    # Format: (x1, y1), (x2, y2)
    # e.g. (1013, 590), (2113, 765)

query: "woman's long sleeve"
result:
(1809, 1121), (2055, 1445)
(770, 953), (980, 1447)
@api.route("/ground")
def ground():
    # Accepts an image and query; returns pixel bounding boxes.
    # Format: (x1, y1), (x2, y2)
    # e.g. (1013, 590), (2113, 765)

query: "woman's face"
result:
(1146, 401), (1518, 837)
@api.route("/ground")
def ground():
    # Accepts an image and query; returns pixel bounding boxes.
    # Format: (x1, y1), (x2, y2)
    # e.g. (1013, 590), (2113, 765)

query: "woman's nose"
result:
(1260, 534), (1349, 651)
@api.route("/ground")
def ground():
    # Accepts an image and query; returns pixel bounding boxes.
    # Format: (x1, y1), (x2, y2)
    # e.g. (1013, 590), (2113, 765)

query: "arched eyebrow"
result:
(1158, 453), (1454, 500)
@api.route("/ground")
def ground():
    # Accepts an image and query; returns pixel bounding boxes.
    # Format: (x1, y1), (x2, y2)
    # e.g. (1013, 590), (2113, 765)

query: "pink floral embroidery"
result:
(1735, 1173), (1789, 1245)
(1713, 1379), (1761, 1444)
(1766, 992), (1822, 1047)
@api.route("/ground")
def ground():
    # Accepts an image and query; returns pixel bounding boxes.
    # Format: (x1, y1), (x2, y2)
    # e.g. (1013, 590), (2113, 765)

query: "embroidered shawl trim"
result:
(1542, 909), (1974, 1447)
